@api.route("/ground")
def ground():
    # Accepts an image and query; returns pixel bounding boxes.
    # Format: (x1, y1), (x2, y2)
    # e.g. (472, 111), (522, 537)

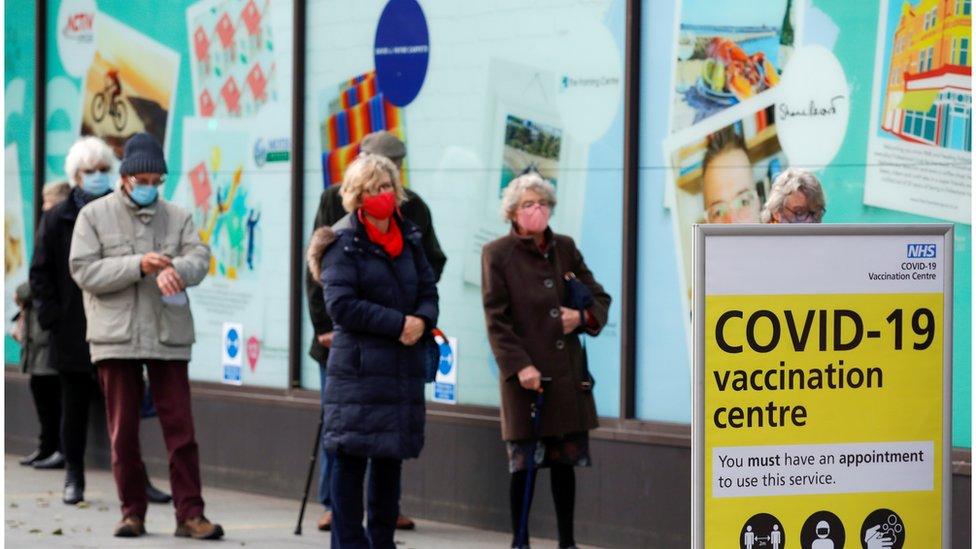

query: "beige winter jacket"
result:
(69, 191), (210, 363)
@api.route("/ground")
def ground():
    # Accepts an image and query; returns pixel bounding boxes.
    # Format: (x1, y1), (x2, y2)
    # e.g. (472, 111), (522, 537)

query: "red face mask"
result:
(361, 191), (396, 220)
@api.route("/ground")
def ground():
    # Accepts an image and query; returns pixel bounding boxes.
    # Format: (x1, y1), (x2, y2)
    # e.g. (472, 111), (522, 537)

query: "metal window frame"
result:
(33, 0), (47, 228)
(288, 0), (307, 388)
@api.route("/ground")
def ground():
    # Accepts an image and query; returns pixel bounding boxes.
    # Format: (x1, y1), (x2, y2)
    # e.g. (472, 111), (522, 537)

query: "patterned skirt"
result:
(506, 431), (591, 473)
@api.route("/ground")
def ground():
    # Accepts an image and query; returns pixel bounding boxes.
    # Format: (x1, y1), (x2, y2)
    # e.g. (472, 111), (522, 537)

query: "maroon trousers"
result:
(96, 359), (204, 522)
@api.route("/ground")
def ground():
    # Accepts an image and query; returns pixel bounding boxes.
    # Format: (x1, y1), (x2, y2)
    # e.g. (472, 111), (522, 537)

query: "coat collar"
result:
(509, 224), (554, 256)
(339, 210), (423, 250)
(57, 187), (85, 221)
(116, 189), (158, 224)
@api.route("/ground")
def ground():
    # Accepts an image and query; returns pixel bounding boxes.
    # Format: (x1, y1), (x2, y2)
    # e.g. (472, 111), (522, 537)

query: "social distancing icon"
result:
(740, 513), (785, 549)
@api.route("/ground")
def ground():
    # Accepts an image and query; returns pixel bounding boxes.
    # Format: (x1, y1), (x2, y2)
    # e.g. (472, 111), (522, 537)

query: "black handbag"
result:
(422, 328), (449, 383)
(562, 271), (596, 391)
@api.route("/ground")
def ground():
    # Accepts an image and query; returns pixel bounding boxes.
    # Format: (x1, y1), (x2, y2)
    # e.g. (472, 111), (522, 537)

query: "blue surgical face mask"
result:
(81, 171), (112, 196)
(128, 182), (159, 206)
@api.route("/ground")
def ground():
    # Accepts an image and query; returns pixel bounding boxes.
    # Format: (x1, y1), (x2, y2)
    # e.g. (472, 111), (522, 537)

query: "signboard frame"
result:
(692, 223), (953, 549)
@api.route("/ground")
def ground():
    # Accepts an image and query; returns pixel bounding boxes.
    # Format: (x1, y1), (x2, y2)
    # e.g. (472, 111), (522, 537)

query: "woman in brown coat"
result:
(481, 173), (611, 549)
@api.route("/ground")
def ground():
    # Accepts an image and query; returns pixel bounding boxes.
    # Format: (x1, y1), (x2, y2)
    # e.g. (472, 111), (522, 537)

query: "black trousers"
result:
(28, 375), (62, 455)
(59, 372), (96, 472)
(330, 452), (401, 549)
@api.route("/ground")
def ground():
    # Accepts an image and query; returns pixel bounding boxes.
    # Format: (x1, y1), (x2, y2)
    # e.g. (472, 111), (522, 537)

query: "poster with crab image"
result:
(187, 0), (277, 118)
(669, 0), (805, 133)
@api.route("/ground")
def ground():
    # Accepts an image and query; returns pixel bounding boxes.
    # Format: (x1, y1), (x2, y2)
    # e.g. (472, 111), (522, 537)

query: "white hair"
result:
(499, 172), (557, 220)
(64, 136), (115, 186)
(761, 168), (826, 223)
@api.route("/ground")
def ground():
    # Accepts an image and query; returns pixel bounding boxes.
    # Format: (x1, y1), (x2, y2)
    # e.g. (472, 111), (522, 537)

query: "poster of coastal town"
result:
(864, 0), (972, 224)
(669, 0), (802, 133)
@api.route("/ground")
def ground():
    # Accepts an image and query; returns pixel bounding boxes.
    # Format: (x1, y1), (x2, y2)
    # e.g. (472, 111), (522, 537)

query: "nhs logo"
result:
(907, 244), (937, 258)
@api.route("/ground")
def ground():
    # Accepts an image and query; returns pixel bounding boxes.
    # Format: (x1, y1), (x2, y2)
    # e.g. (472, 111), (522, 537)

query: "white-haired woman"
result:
(481, 173), (611, 549)
(761, 168), (827, 223)
(314, 154), (438, 549)
(29, 136), (168, 506)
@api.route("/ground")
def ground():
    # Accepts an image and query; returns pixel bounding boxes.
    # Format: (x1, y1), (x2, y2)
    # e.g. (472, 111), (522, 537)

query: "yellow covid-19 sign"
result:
(693, 226), (952, 549)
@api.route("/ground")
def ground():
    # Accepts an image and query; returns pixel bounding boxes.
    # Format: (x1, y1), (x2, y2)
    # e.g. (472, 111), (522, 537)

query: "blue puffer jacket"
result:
(318, 211), (439, 460)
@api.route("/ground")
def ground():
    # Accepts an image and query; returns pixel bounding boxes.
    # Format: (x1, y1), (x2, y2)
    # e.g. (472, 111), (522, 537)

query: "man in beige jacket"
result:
(69, 133), (222, 540)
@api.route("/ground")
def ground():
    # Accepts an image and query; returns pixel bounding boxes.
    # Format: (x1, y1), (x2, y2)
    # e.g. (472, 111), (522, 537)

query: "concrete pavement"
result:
(4, 454), (596, 548)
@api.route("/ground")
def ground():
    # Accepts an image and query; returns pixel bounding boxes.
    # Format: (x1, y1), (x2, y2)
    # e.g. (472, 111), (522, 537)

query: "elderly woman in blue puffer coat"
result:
(311, 153), (438, 549)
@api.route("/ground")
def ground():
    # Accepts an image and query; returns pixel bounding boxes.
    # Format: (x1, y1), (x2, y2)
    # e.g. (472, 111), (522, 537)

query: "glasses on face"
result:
(82, 166), (111, 175)
(376, 181), (394, 193)
(519, 199), (551, 210)
(705, 188), (758, 223)
(128, 175), (165, 186)
(781, 205), (824, 223)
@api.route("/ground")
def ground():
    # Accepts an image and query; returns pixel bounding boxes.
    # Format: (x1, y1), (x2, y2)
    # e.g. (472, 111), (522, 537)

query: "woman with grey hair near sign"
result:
(761, 168), (827, 223)
(481, 173), (611, 549)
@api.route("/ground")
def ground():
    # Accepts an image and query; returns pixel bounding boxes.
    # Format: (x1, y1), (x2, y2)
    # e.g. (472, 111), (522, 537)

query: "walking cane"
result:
(516, 377), (551, 549)
(294, 415), (323, 535)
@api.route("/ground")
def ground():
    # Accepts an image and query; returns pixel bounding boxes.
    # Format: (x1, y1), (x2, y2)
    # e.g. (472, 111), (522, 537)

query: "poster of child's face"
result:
(79, 13), (179, 157)
(664, 101), (787, 338)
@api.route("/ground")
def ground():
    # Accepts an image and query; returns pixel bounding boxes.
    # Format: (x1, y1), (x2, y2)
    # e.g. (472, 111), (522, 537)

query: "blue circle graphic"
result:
(437, 343), (452, 375)
(374, 0), (429, 107)
(227, 328), (240, 359)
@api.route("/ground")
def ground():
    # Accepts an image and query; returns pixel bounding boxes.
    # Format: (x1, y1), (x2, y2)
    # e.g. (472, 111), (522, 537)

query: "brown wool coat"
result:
(481, 227), (611, 441)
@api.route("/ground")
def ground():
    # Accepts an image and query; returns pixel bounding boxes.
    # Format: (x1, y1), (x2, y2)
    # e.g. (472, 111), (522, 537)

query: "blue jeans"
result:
(330, 451), (402, 549)
(318, 362), (333, 509)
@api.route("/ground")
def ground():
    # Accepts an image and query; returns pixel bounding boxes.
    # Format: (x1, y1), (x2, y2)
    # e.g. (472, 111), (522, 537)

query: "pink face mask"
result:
(516, 204), (550, 234)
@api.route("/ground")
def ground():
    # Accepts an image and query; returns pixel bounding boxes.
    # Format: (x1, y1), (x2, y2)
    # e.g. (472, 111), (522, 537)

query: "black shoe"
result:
(33, 451), (65, 470)
(19, 449), (47, 466)
(63, 468), (85, 505)
(146, 481), (172, 504)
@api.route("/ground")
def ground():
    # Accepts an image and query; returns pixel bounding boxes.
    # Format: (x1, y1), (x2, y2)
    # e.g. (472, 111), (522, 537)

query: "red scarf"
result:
(358, 210), (403, 257)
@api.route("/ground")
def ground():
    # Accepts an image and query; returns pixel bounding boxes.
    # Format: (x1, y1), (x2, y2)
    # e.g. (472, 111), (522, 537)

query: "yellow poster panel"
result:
(704, 293), (942, 549)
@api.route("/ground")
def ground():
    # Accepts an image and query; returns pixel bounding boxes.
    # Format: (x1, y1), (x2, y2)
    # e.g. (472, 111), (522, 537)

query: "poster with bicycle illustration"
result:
(187, 0), (278, 118)
(79, 13), (179, 158)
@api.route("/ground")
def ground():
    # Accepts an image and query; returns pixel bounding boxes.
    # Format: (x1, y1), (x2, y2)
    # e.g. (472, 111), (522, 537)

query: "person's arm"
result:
(306, 188), (343, 336)
(28, 214), (60, 329)
(410, 235), (439, 329)
(405, 194), (447, 282)
(481, 245), (533, 380)
(569, 239), (611, 336)
(69, 208), (143, 295)
(321, 242), (405, 339)
(169, 212), (211, 288)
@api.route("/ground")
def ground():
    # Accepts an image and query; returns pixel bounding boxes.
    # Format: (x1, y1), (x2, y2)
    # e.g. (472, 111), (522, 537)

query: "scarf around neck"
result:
(358, 210), (403, 258)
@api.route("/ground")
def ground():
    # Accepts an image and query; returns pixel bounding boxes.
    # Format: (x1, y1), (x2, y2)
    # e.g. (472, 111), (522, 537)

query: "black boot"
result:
(142, 464), (171, 503)
(33, 451), (65, 470)
(63, 467), (85, 505)
(146, 479), (172, 504)
(19, 449), (47, 466)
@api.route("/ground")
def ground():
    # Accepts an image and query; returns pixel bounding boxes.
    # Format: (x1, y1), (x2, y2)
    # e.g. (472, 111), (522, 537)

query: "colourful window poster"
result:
(669, 0), (803, 133)
(187, 0), (278, 118)
(317, 71), (406, 188)
(176, 116), (291, 388)
(4, 144), (29, 342)
(664, 98), (788, 352)
(865, 0), (972, 223)
(79, 13), (179, 157)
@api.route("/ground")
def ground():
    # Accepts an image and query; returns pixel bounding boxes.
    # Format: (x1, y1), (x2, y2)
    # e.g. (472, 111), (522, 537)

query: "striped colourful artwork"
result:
(320, 71), (406, 186)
